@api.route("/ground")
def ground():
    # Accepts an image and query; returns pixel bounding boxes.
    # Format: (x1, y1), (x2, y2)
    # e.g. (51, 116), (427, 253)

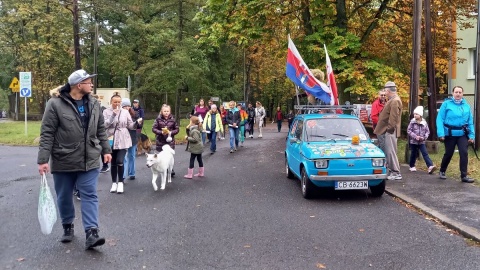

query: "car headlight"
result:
(372, 158), (385, 167)
(315, 159), (328, 168)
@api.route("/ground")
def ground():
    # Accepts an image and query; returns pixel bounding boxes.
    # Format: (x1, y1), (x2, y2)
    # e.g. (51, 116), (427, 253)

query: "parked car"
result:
(285, 108), (387, 199)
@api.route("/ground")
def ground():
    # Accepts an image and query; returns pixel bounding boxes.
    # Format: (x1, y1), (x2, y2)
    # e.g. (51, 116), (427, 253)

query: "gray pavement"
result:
(386, 163), (480, 242)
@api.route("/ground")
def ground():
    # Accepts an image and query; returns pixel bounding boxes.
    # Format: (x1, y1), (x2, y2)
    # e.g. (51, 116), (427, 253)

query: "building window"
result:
(469, 48), (477, 79)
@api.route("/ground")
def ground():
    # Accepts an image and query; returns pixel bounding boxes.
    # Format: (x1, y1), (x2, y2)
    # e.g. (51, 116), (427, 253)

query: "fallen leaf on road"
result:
(16, 258), (25, 262)
(66, 250), (71, 254)
(316, 262), (326, 268)
(310, 215), (315, 218)
(244, 245), (251, 248)
(359, 228), (365, 232)
(106, 238), (117, 246)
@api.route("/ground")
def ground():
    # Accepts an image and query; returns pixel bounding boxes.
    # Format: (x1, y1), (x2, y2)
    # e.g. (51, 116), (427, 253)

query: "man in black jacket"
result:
(37, 69), (112, 250)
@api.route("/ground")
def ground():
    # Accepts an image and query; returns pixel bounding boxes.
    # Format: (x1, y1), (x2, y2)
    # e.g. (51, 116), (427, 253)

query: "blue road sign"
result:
(20, 88), (31, 97)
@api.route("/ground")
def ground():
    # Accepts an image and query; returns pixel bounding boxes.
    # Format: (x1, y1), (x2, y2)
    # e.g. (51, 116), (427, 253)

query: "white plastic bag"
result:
(38, 173), (57, 235)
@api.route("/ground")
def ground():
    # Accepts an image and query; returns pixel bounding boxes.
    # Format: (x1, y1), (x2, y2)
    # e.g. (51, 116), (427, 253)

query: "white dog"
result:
(145, 144), (175, 191)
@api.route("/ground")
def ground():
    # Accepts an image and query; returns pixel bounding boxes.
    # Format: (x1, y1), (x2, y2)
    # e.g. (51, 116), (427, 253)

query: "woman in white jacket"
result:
(103, 94), (142, 194)
(255, 101), (266, 138)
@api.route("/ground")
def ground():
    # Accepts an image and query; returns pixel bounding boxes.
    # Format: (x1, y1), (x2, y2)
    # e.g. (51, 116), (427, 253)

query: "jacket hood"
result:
(445, 97), (466, 105)
(49, 85), (64, 97)
(409, 118), (427, 126)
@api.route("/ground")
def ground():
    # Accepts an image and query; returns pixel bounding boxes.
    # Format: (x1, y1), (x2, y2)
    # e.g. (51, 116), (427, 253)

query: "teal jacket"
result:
(436, 98), (475, 139)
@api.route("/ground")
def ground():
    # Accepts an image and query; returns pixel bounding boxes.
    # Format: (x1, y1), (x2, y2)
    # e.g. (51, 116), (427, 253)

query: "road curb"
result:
(385, 187), (480, 243)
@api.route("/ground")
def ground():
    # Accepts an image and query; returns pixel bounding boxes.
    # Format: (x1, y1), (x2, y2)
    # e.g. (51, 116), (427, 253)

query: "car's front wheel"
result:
(285, 157), (294, 179)
(301, 167), (317, 199)
(370, 180), (385, 197)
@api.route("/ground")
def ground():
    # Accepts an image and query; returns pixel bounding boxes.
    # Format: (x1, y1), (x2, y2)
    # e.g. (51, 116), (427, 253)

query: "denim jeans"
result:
(277, 120), (282, 132)
(53, 169), (100, 232)
(124, 144), (137, 178)
(201, 132), (206, 144)
(229, 127), (240, 149)
(210, 131), (217, 152)
(409, 143), (433, 168)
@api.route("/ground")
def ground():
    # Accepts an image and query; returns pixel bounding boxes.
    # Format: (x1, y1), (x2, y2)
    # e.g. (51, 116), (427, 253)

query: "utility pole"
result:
(474, 0), (480, 149)
(93, 23), (99, 94)
(424, 0), (437, 140)
(409, 0), (422, 117)
(73, 0), (81, 69)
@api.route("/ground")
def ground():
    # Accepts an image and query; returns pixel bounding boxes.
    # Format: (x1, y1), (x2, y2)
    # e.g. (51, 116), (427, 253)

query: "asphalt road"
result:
(1, 126), (479, 270)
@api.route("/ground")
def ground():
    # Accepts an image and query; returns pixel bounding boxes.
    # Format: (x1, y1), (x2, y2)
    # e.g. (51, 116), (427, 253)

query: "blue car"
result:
(285, 109), (387, 199)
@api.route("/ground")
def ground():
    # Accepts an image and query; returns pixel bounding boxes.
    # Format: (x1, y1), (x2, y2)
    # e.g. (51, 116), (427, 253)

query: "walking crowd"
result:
(36, 69), (283, 250)
(35, 69), (475, 252)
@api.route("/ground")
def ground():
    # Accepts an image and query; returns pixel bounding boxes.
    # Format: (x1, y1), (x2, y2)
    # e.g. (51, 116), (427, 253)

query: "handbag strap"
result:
(111, 110), (121, 145)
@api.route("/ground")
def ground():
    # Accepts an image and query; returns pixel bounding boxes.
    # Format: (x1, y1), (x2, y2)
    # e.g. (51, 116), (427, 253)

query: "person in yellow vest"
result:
(203, 104), (224, 154)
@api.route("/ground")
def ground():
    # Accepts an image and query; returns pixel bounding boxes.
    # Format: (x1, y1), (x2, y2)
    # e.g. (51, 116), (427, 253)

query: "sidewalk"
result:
(386, 164), (480, 242)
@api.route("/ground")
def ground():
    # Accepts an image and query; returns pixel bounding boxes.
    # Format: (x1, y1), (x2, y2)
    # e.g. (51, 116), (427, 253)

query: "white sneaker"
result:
(117, 182), (124, 194)
(110, 183), (117, 193)
(409, 167), (417, 172)
(258, 134), (263, 138)
(387, 173), (402, 180)
(428, 166), (436, 174)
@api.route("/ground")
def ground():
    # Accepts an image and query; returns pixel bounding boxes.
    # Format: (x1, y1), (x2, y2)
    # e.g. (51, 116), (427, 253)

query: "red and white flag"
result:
(324, 44), (339, 106)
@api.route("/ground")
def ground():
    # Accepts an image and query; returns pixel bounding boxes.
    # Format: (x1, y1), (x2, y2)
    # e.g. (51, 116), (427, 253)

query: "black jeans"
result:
(111, 149), (127, 182)
(440, 136), (469, 178)
(189, 153), (203, 169)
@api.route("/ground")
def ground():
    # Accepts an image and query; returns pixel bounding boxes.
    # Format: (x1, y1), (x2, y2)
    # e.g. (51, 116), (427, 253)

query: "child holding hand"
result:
(184, 116), (204, 178)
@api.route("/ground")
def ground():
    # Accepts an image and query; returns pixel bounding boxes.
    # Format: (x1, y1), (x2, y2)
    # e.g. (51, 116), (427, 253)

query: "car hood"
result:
(302, 142), (385, 159)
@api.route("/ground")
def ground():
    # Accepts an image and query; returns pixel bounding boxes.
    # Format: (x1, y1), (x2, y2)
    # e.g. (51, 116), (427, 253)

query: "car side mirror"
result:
(371, 138), (379, 146)
(289, 137), (299, 143)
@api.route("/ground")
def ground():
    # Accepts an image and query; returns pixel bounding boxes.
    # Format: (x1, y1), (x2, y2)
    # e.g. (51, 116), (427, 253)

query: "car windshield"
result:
(304, 118), (368, 142)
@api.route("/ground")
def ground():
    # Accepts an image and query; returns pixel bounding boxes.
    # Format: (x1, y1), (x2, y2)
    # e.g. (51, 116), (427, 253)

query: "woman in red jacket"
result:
(371, 90), (386, 130)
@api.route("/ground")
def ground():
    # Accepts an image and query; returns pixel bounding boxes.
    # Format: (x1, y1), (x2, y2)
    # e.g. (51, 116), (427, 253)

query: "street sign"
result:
(211, 97), (219, 101)
(19, 72), (32, 97)
(9, 77), (19, 92)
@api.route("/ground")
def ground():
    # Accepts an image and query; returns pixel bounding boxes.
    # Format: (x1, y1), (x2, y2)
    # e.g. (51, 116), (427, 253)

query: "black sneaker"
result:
(171, 169), (175, 177)
(85, 228), (105, 250)
(461, 176), (475, 183)
(439, 171), (447, 179)
(129, 176), (135, 180)
(100, 166), (109, 173)
(60, 224), (74, 243)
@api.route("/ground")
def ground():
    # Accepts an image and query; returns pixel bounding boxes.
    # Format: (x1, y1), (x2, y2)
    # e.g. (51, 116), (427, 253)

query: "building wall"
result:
(95, 88), (130, 107)
(449, 18), (476, 106)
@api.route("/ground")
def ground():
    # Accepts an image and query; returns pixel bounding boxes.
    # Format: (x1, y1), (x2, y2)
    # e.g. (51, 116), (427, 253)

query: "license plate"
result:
(335, 181), (368, 190)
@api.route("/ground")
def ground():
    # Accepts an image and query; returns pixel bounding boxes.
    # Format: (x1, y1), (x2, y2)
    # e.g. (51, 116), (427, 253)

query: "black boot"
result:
(60, 224), (74, 243)
(171, 169), (175, 177)
(85, 228), (105, 250)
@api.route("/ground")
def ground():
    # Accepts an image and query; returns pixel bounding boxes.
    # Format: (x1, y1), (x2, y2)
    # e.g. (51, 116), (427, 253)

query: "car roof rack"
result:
(294, 105), (356, 114)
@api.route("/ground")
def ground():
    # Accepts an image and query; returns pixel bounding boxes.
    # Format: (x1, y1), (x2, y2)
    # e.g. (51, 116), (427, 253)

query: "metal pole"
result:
(24, 97), (27, 135)
(424, 0), (438, 140)
(73, 0), (81, 69)
(409, 0), (422, 117)
(474, 0), (480, 149)
(93, 23), (98, 94)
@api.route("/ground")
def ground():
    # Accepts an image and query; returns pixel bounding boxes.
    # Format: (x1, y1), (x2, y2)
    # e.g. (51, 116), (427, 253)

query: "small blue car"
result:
(285, 109), (387, 199)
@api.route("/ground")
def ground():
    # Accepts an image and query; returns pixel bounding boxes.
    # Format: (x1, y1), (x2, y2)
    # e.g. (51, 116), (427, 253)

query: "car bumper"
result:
(309, 174), (387, 181)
